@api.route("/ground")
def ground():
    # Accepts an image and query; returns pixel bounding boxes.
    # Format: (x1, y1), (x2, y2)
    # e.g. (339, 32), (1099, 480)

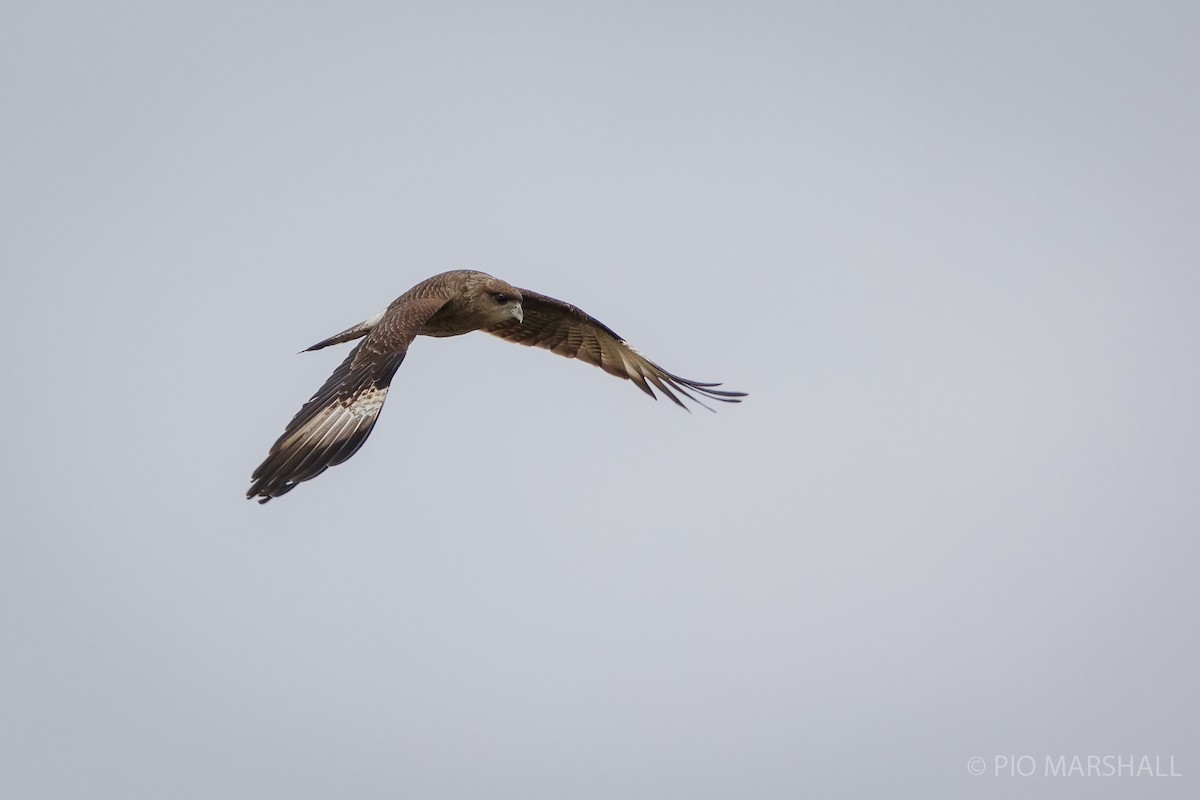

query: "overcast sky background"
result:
(3, 2), (1198, 798)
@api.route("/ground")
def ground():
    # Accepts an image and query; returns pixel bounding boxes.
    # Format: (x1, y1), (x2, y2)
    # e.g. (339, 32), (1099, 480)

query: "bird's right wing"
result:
(247, 296), (448, 503)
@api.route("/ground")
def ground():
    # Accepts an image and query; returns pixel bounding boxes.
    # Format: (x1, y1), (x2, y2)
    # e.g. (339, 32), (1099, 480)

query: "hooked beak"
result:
(511, 303), (524, 323)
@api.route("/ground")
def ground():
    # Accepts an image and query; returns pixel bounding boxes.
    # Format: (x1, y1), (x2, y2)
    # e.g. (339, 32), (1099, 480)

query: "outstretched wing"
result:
(484, 288), (745, 410)
(247, 296), (448, 503)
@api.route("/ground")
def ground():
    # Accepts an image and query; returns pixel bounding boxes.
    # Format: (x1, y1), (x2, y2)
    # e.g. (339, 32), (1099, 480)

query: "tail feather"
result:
(302, 309), (386, 352)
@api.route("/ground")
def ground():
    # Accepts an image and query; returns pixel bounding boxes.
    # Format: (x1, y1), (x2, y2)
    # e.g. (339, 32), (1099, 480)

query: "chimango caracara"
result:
(247, 270), (745, 503)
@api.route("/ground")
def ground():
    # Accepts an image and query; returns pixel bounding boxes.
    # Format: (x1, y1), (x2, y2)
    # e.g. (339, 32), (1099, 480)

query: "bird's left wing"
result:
(484, 288), (745, 410)
(247, 296), (448, 503)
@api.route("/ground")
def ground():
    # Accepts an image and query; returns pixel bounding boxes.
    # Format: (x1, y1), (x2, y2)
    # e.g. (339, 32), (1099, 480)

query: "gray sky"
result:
(3, 2), (1198, 798)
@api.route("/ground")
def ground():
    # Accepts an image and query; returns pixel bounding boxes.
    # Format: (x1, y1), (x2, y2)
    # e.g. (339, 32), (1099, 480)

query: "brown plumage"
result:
(247, 270), (745, 503)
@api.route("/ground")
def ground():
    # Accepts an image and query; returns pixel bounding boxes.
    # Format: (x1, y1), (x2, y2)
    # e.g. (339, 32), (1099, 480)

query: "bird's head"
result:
(466, 273), (524, 326)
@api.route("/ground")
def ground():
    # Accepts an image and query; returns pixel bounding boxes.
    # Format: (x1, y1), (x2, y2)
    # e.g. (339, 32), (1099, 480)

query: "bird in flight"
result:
(247, 270), (745, 503)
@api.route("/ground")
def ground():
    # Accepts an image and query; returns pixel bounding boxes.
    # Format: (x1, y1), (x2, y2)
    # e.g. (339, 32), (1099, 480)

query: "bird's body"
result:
(247, 270), (743, 503)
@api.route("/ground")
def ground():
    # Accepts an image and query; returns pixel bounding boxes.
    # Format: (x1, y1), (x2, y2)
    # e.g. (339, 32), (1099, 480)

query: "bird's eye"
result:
(492, 293), (508, 304)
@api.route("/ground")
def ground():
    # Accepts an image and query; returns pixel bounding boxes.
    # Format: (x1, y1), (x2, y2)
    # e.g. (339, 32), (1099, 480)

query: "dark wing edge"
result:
(485, 288), (747, 412)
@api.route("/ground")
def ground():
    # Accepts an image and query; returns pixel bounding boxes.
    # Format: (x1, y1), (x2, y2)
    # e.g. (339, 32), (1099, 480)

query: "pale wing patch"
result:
(280, 384), (389, 451)
(344, 384), (388, 417)
(618, 347), (642, 379)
